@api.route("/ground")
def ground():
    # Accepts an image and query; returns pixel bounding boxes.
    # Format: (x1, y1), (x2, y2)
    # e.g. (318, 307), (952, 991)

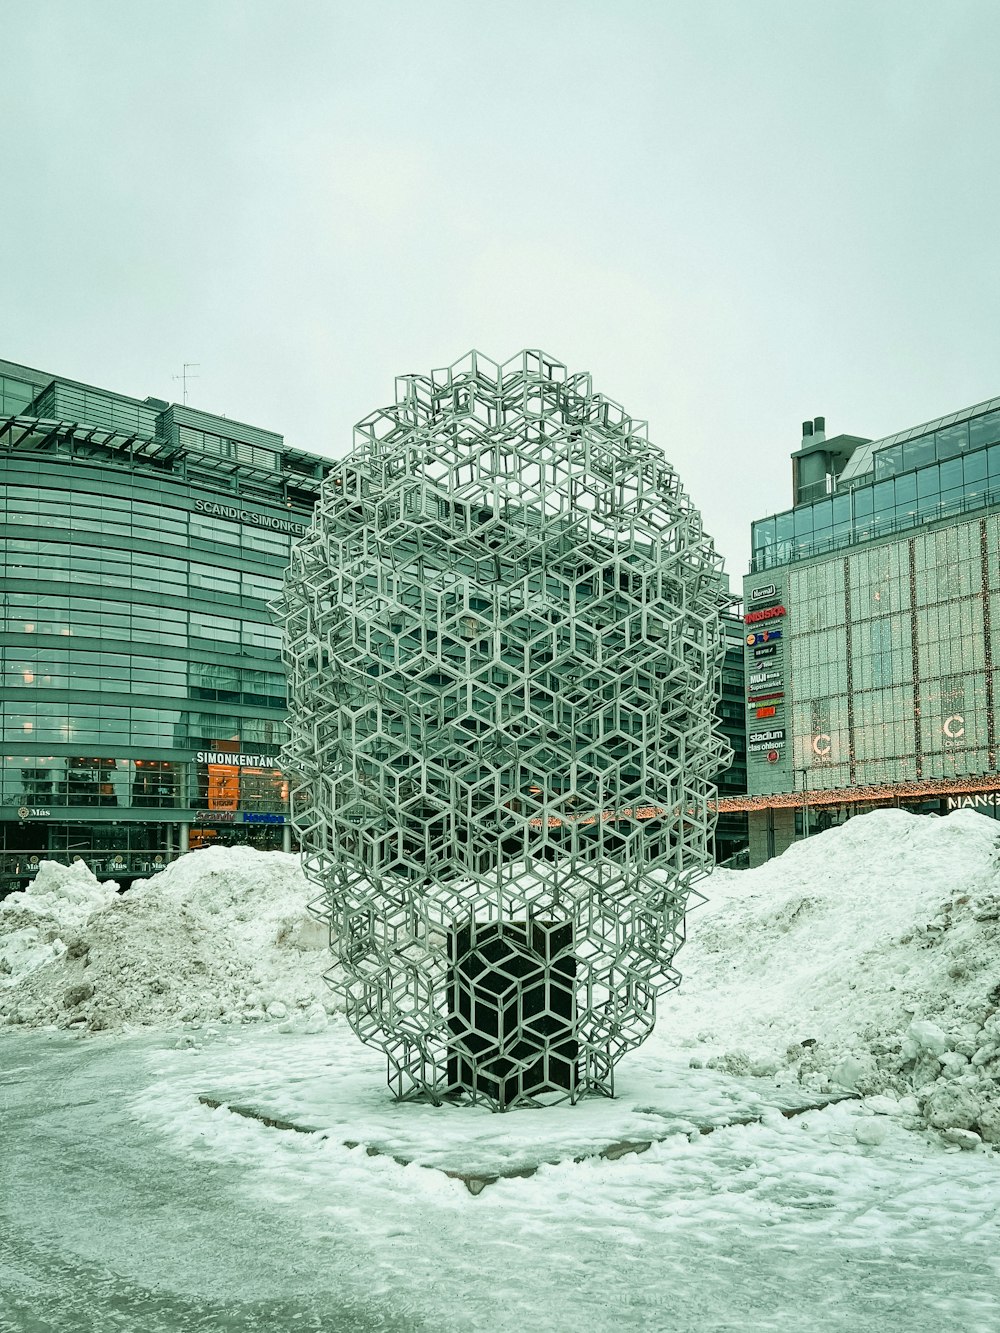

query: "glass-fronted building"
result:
(727, 403), (1000, 865)
(0, 357), (332, 895)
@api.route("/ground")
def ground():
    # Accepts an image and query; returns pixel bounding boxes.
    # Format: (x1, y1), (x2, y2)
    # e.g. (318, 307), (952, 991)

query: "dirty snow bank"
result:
(0, 860), (120, 985)
(670, 808), (1000, 1144)
(0, 847), (336, 1032)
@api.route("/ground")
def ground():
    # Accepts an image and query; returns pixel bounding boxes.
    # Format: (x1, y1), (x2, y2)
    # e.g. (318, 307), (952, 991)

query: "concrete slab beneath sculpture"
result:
(199, 1056), (853, 1193)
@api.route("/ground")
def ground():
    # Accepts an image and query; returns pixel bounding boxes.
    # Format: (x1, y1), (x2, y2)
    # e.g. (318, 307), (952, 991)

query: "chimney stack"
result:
(813, 415), (826, 443)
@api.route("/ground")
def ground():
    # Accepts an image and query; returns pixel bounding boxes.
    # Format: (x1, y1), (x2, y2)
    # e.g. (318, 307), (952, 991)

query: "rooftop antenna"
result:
(173, 362), (200, 406)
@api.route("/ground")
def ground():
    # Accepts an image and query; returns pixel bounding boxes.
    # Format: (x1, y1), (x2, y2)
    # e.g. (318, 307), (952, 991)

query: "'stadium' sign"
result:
(748, 728), (785, 744)
(197, 751), (278, 768)
(744, 605), (786, 625)
(194, 498), (308, 537)
(748, 726), (786, 755)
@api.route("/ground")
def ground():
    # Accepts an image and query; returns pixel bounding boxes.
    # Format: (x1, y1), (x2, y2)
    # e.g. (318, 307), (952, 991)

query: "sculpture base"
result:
(198, 1030), (854, 1193)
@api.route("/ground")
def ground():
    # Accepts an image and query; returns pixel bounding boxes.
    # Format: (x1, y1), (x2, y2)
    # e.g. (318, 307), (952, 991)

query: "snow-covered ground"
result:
(4, 809), (1000, 1143)
(3, 810), (1000, 1329)
(672, 807), (1000, 1145)
(4, 1024), (1000, 1331)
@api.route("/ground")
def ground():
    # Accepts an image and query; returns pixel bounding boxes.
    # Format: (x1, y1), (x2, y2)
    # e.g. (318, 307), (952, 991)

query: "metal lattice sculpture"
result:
(279, 350), (728, 1110)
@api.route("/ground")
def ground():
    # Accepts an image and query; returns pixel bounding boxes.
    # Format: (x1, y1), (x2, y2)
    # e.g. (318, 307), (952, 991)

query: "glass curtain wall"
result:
(753, 435), (1000, 570)
(788, 512), (997, 788)
(1, 475), (292, 818)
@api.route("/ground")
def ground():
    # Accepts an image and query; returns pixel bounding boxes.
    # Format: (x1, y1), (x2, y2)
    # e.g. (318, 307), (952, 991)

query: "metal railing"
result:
(0, 850), (183, 885)
(750, 486), (1000, 572)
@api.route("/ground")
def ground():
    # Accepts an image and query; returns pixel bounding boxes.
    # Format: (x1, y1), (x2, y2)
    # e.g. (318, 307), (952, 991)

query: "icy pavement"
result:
(3, 1025), (1000, 1333)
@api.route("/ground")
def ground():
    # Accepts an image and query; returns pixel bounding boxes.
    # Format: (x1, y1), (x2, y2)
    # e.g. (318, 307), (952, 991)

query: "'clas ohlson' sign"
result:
(194, 498), (308, 537)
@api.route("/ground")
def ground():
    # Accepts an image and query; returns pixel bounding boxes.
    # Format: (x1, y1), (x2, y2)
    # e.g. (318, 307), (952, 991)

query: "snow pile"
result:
(0, 847), (336, 1033)
(0, 860), (120, 987)
(3, 807), (1000, 1145)
(671, 808), (1000, 1144)
(2, 856), (120, 929)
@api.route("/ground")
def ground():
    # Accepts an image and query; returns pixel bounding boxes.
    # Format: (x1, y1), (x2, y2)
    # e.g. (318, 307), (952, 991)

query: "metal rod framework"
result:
(278, 350), (728, 1110)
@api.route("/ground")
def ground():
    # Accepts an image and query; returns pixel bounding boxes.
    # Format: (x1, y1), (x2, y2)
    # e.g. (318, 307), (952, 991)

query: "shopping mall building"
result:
(0, 357), (332, 894)
(725, 399), (1000, 865)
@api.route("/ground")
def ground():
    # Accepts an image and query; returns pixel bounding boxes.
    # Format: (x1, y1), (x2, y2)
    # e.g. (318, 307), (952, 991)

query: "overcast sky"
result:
(3, 0), (1000, 578)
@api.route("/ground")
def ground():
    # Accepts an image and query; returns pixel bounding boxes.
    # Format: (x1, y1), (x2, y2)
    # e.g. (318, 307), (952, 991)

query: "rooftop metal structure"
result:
(837, 393), (1000, 485)
(0, 411), (331, 504)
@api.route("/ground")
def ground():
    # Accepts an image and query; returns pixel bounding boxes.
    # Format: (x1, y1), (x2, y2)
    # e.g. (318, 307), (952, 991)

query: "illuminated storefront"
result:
(0, 357), (330, 894)
(739, 405), (1000, 864)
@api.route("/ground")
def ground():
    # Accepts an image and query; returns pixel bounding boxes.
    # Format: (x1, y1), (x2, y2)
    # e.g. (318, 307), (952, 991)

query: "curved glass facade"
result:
(0, 358), (329, 892)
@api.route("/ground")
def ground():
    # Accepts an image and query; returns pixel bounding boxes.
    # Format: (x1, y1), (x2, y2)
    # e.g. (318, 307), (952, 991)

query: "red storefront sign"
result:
(745, 605), (787, 625)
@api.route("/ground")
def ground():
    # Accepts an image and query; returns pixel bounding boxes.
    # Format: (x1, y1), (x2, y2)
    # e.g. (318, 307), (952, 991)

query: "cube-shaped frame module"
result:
(278, 350), (729, 1110)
